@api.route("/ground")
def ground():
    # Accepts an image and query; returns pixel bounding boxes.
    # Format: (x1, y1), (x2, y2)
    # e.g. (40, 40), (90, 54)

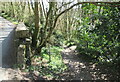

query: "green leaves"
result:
(76, 4), (120, 63)
(41, 46), (67, 76)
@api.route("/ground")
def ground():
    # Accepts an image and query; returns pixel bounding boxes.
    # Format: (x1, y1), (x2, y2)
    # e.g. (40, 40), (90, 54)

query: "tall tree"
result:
(32, 1), (40, 48)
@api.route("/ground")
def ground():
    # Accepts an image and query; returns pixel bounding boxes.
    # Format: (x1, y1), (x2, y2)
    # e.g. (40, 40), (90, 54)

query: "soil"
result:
(58, 46), (119, 80)
(0, 45), (119, 80)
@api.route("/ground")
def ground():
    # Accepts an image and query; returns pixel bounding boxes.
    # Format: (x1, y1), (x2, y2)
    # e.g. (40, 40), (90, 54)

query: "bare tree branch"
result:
(56, 1), (73, 12)
(41, 0), (47, 19)
(36, 1), (120, 53)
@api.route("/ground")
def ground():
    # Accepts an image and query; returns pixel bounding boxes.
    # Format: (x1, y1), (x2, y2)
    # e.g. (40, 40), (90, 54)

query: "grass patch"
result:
(27, 46), (67, 79)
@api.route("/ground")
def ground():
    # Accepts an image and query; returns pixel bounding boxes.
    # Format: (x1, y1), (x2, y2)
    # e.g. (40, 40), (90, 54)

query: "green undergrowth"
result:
(27, 46), (67, 79)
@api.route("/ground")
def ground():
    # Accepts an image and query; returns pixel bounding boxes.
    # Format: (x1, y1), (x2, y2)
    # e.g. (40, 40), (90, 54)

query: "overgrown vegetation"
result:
(76, 4), (120, 64)
(0, 1), (119, 80)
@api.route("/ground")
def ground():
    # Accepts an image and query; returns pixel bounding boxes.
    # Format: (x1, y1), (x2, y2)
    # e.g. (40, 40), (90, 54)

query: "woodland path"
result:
(0, 16), (119, 80)
(59, 46), (119, 80)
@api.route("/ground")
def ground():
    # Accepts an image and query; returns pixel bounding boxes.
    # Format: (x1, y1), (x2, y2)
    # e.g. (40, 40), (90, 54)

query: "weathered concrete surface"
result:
(15, 23), (29, 38)
(0, 16), (16, 80)
(0, 16), (16, 68)
(0, 68), (8, 80)
(0, 17), (37, 80)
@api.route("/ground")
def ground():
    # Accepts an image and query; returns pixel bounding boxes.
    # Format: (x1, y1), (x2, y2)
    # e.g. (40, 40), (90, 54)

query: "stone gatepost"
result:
(15, 23), (31, 68)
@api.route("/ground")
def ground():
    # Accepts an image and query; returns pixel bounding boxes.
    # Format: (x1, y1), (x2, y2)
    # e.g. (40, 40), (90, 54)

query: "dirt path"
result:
(60, 46), (119, 80)
(0, 16), (119, 80)
(0, 68), (29, 80)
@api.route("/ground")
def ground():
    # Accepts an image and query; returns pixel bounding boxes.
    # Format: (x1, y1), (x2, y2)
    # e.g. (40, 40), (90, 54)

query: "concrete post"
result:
(15, 23), (31, 68)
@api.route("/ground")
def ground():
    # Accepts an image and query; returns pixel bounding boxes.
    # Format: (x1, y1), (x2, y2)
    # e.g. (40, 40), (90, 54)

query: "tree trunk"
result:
(32, 2), (40, 48)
